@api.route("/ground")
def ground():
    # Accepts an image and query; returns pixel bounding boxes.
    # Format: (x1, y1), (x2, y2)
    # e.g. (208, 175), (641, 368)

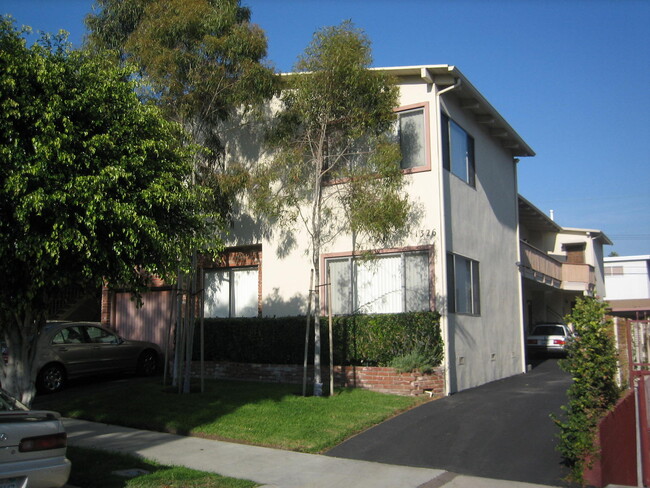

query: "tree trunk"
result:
(1, 311), (42, 407)
(311, 131), (326, 397)
(313, 256), (322, 396)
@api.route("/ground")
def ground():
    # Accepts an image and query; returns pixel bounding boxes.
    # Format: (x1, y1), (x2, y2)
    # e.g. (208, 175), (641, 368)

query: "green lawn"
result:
(37, 377), (425, 453)
(67, 446), (258, 488)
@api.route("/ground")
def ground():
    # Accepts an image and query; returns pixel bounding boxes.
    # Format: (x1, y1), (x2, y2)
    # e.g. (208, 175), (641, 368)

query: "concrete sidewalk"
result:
(63, 418), (564, 488)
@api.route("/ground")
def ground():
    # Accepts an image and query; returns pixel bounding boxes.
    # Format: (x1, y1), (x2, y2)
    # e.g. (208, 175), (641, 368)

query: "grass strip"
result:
(38, 377), (425, 453)
(67, 445), (257, 488)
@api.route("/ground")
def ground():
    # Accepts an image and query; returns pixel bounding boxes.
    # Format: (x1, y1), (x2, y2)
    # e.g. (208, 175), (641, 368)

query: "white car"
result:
(0, 388), (71, 488)
(526, 323), (573, 356)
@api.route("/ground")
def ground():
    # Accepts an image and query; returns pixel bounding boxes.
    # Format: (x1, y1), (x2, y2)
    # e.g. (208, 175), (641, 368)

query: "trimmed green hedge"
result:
(193, 311), (442, 367)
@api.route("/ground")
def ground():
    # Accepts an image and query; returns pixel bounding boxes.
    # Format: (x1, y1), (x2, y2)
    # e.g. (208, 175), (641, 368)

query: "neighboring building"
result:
(604, 255), (650, 319)
(106, 65), (538, 394)
(518, 195), (612, 331)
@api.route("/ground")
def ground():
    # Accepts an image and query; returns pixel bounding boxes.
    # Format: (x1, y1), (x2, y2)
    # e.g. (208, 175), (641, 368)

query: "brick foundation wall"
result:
(191, 361), (445, 397)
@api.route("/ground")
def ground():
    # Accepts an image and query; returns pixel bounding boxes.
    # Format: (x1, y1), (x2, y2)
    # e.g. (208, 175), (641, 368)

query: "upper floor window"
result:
(391, 103), (429, 171)
(605, 266), (624, 276)
(562, 243), (586, 265)
(326, 250), (431, 315)
(447, 253), (480, 315)
(396, 107), (426, 169)
(441, 113), (475, 187)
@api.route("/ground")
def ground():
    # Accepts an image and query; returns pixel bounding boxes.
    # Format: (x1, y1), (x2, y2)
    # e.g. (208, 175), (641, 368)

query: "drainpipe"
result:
(435, 76), (461, 395)
(513, 158), (527, 375)
(438, 78), (461, 98)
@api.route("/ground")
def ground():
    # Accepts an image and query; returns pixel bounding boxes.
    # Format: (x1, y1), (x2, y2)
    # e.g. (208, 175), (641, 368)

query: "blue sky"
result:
(3, 0), (649, 256)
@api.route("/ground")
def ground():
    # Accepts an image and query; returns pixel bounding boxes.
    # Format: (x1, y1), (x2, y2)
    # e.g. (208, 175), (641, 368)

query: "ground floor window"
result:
(447, 253), (480, 315)
(204, 267), (259, 318)
(326, 250), (431, 314)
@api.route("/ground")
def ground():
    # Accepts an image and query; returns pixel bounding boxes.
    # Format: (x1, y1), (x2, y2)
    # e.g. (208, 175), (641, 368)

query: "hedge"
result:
(193, 311), (442, 367)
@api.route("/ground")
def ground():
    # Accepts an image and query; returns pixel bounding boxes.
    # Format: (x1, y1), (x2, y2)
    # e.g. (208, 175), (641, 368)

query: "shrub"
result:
(336, 312), (443, 367)
(389, 350), (435, 374)
(553, 297), (621, 484)
(194, 311), (442, 367)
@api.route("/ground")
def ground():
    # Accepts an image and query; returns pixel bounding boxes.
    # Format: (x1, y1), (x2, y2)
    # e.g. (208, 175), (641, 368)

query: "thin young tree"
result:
(251, 21), (410, 395)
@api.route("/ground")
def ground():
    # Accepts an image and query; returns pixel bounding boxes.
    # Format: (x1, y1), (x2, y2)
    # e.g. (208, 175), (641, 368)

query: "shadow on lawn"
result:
(33, 374), (302, 437)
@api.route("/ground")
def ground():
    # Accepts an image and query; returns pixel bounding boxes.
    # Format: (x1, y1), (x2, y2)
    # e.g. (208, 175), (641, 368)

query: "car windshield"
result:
(533, 325), (566, 336)
(0, 389), (27, 412)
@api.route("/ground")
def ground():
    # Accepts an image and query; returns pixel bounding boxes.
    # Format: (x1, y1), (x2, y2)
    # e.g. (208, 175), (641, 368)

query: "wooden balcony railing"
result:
(520, 240), (596, 292)
(562, 263), (596, 291)
(520, 241), (563, 284)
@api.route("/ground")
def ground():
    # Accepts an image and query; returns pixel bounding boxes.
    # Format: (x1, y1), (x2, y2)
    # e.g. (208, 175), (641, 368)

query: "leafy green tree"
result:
(86, 0), (278, 216)
(0, 18), (217, 404)
(554, 297), (621, 484)
(86, 0), (278, 393)
(251, 21), (410, 395)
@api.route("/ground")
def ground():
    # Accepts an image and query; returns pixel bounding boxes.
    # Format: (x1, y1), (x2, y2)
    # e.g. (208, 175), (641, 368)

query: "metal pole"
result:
(302, 270), (314, 397)
(635, 379), (643, 487)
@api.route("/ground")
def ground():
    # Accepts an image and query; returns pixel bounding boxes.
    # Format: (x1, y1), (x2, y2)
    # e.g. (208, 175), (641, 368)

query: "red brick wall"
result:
(191, 361), (445, 397)
(335, 366), (444, 396)
(584, 389), (637, 488)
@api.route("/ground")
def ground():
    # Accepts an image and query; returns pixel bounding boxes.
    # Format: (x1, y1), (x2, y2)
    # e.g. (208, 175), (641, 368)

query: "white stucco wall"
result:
(604, 256), (650, 300)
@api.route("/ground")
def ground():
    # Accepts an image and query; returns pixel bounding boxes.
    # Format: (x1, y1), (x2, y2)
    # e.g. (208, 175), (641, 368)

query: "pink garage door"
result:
(112, 290), (176, 351)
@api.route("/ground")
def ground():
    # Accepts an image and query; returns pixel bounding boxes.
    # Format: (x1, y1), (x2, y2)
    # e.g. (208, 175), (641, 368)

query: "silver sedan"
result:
(35, 321), (162, 394)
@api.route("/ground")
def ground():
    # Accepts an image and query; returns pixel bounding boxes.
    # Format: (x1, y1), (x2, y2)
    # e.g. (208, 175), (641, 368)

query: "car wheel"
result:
(37, 363), (66, 393)
(137, 350), (158, 376)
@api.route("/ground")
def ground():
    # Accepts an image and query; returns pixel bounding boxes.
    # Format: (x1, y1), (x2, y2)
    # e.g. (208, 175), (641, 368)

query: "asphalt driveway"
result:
(326, 359), (574, 487)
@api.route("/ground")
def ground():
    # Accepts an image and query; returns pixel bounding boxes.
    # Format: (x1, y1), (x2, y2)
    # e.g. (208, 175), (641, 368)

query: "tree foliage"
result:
(0, 17), (218, 403)
(553, 297), (621, 484)
(250, 21), (409, 394)
(86, 0), (278, 216)
(253, 21), (408, 257)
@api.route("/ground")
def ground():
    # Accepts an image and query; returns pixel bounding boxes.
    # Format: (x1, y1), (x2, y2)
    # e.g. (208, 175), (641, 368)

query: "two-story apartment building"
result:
(518, 195), (612, 330)
(105, 65), (538, 394)
(203, 65), (535, 394)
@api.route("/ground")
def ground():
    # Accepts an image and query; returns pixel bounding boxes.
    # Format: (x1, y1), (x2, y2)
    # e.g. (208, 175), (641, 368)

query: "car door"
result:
(83, 326), (137, 373)
(48, 326), (99, 377)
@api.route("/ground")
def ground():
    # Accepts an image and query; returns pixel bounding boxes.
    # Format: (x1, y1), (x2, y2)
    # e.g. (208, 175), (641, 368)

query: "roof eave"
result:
(561, 227), (614, 246)
(375, 65), (535, 158)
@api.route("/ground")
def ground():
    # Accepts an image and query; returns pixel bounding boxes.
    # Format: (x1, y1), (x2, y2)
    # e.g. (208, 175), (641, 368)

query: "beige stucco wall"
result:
(553, 230), (608, 297)
(228, 77), (447, 318)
